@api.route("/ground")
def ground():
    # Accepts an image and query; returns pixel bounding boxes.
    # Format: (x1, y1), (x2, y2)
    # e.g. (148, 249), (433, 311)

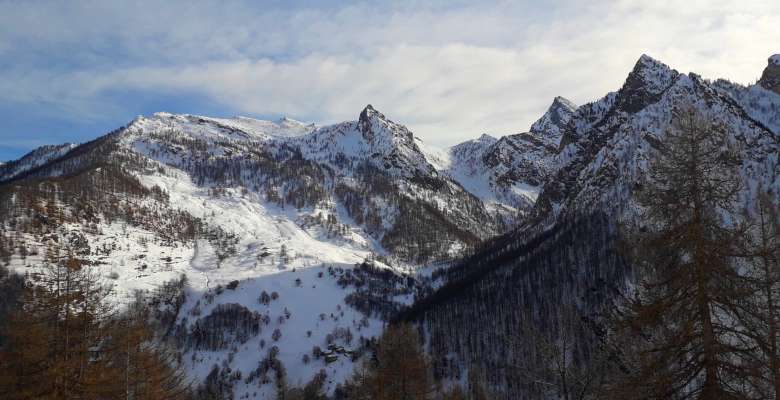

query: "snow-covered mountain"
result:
(0, 143), (77, 181)
(533, 54), (779, 224)
(1, 53), (778, 399)
(529, 96), (577, 146)
(439, 97), (577, 220)
(0, 104), (520, 397)
(398, 53), (780, 399)
(123, 105), (508, 262)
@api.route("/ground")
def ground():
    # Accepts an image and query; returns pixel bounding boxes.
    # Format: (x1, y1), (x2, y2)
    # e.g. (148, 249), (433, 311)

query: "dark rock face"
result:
(481, 133), (557, 187)
(759, 55), (780, 94)
(358, 104), (415, 144)
(358, 104), (380, 140)
(528, 96), (577, 146)
(614, 54), (679, 113)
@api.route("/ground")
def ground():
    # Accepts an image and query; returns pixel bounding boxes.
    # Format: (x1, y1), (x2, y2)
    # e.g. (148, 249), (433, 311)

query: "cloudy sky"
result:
(0, 0), (777, 160)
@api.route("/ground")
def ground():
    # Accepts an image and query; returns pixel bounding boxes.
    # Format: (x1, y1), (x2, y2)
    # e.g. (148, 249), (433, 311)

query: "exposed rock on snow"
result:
(759, 54), (780, 94)
(529, 96), (577, 146)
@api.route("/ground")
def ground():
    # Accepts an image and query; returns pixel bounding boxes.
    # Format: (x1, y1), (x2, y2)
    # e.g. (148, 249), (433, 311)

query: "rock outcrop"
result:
(759, 54), (780, 94)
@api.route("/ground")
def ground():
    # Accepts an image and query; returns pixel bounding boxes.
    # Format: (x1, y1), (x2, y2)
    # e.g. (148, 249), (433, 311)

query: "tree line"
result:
(0, 254), (192, 399)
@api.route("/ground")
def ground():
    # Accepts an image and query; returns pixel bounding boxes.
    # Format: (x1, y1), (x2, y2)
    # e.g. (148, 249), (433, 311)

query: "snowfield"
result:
(134, 167), (393, 397)
(5, 161), (398, 397)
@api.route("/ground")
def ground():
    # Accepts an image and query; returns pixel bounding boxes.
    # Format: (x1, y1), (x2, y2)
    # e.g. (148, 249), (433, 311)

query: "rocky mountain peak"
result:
(358, 104), (415, 145)
(277, 116), (302, 125)
(358, 104), (381, 129)
(448, 134), (497, 165)
(529, 96), (577, 146)
(477, 133), (498, 144)
(551, 96), (577, 111)
(631, 54), (678, 92)
(759, 54), (780, 94)
(358, 104), (382, 138)
(614, 54), (679, 113)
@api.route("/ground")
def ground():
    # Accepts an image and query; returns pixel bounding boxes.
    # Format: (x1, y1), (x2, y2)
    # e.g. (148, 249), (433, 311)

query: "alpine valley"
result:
(1, 54), (778, 399)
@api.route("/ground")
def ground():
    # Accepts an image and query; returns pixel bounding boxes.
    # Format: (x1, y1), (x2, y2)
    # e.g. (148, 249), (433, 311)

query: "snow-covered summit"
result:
(551, 96), (576, 111)
(529, 96), (577, 146)
(476, 133), (499, 143)
(443, 129), (557, 221)
(294, 104), (441, 181)
(449, 133), (496, 156)
(612, 54), (680, 114)
(633, 54), (678, 90)
(357, 104), (417, 146)
(128, 112), (316, 142)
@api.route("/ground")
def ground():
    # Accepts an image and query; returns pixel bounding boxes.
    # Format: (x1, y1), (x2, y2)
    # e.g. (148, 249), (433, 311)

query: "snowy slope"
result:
(209, 115), (316, 138)
(0, 143), (77, 181)
(139, 113), (315, 141)
(0, 105), (495, 397)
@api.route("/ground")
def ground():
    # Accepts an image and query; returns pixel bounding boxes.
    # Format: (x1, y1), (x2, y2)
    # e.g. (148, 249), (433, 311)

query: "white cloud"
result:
(0, 0), (777, 147)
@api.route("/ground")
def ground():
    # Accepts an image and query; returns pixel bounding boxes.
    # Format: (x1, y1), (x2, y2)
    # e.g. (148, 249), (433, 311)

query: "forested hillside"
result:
(397, 55), (780, 399)
(0, 54), (778, 399)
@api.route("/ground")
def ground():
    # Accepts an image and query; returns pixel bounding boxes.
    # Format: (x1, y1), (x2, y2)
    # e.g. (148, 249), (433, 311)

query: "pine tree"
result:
(280, 244), (289, 264)
(109, 297), (192, 400)
(0, 254), (120, 399)
(509, 304), (607, 400)
(0, 282), (55, 399)
(344, 361), (375, 400)
(608, 107), (746, 399)
(733, 192), (780, 398)
(345, 324), (434, 400)
(467, 368), (490, 400)
(0, 251), (192, 399)
(439, 385), (467, 400)
(283, 369), (327, 400)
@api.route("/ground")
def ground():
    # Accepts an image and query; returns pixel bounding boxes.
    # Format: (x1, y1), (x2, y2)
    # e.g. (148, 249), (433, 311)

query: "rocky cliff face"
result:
(402, 53), (780, 399)
(532, 54), (779, 224)
(529, 96), (577, 147)
(440, 97), (576, 223)
(759, 54), (780, 94)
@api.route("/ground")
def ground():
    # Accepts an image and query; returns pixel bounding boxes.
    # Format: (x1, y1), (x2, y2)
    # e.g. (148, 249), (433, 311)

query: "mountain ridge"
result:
(400, 54), (779, 398)
(1, 53), (778, 399)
